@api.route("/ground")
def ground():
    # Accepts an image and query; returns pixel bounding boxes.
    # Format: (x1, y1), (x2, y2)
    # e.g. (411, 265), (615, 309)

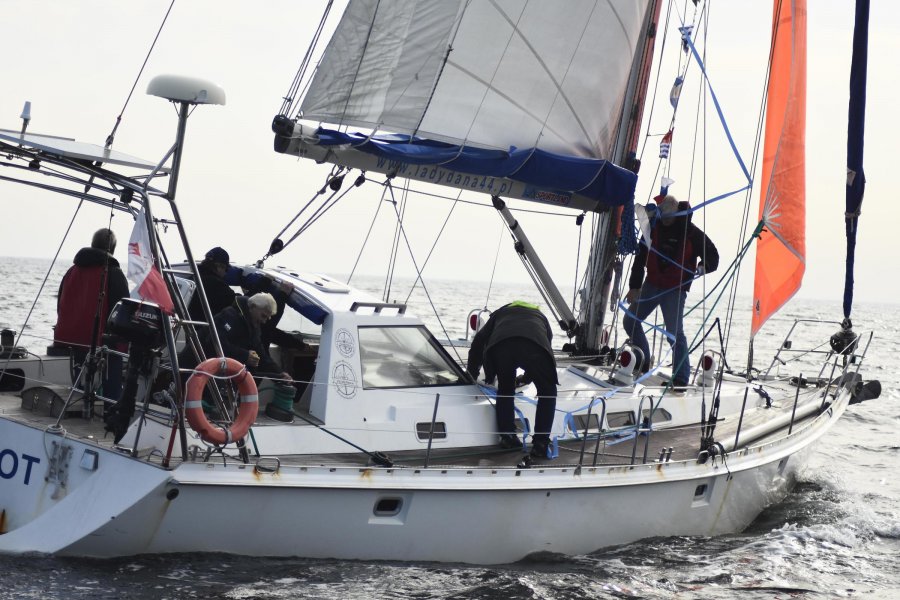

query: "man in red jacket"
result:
(624, 196), (718, 388)
(54, 228), (129, 400)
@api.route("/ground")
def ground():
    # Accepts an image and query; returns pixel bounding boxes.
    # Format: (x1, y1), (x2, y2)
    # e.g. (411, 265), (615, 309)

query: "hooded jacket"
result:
(179, 295), (281, 375)
(54, 247), (129, 348)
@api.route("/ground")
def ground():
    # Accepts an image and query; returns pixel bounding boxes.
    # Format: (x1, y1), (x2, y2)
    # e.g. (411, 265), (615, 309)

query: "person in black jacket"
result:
(623, 196), (719, 388)
(54, 228), (129, 400)
(188, 247), (236, 322)
(467, 301), (558, 459)
(180, 292), (288, 378)
(241, 273), (303, 351)
(178, 292), (293, 421)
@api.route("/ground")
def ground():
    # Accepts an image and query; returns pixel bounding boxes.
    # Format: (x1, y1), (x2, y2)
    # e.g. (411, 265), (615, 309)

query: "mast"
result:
(576, 1), (663, 354)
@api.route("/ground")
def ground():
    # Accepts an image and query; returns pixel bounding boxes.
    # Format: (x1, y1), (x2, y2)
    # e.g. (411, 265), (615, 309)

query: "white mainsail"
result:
(301, 0), (651, 160)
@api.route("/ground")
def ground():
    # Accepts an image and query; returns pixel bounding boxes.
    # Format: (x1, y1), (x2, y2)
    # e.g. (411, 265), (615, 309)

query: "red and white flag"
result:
(127, 209), (174, 314)
(659, 128), (673, 159)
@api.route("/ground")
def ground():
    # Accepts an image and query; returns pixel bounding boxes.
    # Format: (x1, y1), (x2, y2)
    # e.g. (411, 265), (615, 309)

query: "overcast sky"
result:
(1, 0), (896, 315)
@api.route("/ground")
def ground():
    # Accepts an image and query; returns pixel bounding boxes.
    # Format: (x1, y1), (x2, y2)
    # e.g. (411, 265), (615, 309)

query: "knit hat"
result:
(204, 247), (230, 264)
(91, 228), (117, 253)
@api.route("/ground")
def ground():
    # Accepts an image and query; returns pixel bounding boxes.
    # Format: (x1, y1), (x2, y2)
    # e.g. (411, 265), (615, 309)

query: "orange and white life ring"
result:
(184, 357), (258, 445)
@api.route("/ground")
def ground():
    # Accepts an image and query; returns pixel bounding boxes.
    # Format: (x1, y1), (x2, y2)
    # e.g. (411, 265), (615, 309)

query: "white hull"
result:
(0, 391), (845, 564)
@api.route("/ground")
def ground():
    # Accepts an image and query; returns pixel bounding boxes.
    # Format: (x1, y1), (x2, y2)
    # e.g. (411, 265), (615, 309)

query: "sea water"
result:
(1, 256), (898, 599)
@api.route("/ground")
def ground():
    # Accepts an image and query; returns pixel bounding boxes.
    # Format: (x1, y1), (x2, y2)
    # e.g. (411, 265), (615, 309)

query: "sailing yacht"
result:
(0, 0), (882, 563)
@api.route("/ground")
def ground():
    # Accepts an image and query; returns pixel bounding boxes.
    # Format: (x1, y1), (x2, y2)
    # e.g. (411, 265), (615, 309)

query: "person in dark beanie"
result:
(54, 227), (129, 400)
(188, 246), (236, 321)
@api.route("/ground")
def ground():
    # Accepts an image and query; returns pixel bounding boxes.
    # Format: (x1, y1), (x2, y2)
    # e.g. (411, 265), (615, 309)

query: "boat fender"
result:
(185, 357), (258, 445)
(849, 379), (881, 405)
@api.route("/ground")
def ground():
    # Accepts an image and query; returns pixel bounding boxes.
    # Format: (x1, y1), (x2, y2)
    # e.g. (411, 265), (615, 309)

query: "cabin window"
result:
(358, 326), (467, 389)
(416, 422), (447, 440)
(572, 413), (601, 433)
(607, 411), (636, 428)
(641, 407), (672, 424)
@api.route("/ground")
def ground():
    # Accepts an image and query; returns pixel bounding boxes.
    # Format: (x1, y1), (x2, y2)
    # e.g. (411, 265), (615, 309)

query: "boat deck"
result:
(0, 387), (821, 471)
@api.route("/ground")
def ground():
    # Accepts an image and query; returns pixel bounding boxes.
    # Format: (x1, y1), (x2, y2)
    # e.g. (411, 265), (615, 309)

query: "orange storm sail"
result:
(752, 0), (807, 337)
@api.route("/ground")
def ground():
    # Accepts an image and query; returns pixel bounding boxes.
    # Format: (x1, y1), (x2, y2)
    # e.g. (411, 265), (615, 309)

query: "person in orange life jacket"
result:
(466, 301), (559, 459)
(623, 195), (719, 388)
(54, 228), (129, 400)
(188, 246), (236, 322)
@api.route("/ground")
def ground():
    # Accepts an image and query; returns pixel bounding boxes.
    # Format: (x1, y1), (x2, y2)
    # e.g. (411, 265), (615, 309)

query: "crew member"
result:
(54, 228), (129, 400)
(624, 195), (719, 388)
(467, 301), (558, 459)
(188, 246), (235, 321)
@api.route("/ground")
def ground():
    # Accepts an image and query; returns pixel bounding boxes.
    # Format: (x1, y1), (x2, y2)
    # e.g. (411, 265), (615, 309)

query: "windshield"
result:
(277, 301), (322, 337)
(358, 326), (466, 389)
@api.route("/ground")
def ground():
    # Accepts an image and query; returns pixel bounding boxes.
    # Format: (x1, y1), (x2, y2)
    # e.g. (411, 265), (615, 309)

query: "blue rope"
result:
(680, 26), (752, 183)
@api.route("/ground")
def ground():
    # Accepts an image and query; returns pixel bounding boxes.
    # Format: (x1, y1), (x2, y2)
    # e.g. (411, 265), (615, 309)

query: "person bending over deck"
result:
(54, 228), (128, 401)
(623, 195), (719, 389)
(466, 301), (558, 459)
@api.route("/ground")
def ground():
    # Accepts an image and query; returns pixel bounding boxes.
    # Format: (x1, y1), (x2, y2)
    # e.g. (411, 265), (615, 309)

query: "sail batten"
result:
(751, 0), (807, 337)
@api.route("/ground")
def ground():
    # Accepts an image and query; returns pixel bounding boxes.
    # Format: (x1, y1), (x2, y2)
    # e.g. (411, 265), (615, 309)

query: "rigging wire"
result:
(105, 0), (176, 149)
(402, 190), (463, 305)
(723, 0), (783, 362)
(700, 3), (711, 372)
(676, 1), (710, 379)
(348, 183), (390, 284)
(637, 0), (674, 163)
(571, 213), (585, 313)
(264, 168), (362, 261)
(289, 176), (356, 239)
(1, 202), (84, 377)
(273, 166), (345, 242)
(363, 178), (578, 219)
(279, 0), (335, 117)
(383, 180), (408, 302)
(484, 218), (505, 310)
(384, 182), (465, 364)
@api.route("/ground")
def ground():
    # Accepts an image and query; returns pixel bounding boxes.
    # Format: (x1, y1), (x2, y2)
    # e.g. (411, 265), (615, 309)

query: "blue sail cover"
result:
(313, 128), (637, 208)
(844, 0), (869, 319)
